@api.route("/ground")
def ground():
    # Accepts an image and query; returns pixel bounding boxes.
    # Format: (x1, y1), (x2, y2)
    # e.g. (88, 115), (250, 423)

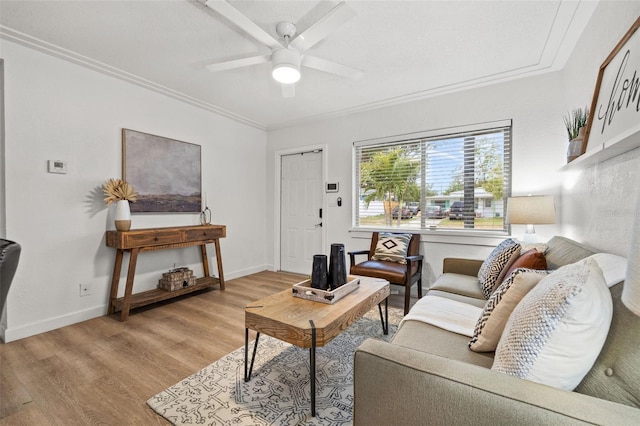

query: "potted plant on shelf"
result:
(103, 178), (138, 231)
(563, 106), (589, 163)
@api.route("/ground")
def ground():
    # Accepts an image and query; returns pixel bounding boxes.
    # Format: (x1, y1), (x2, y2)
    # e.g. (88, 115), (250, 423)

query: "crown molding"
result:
(0, 26), (267, 131)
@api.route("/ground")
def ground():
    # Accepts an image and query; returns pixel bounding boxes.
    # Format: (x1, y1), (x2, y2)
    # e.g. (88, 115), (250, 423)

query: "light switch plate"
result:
(48, 160), (67, 174)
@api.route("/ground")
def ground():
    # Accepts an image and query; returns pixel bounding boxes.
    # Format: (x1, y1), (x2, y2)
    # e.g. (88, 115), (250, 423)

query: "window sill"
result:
(349, 228), (509, 247)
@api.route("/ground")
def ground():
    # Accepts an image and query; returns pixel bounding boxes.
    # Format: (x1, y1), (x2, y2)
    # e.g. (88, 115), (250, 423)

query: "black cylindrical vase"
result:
(311, 254), (328, 290)
(329, 243), (347, 290)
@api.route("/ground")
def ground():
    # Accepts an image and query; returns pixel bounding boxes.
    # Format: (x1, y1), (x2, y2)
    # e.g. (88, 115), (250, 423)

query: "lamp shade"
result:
(272, 48), (301, 84)
(506, 195), (556, 225)
(622, 193), (640, 317)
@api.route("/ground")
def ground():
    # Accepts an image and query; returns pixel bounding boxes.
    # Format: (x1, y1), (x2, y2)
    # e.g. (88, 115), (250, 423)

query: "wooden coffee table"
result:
(244, 276), (390, 417)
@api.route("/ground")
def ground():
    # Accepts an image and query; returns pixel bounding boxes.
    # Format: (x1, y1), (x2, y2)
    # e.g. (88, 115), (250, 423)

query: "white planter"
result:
(114, 200), (131, 231)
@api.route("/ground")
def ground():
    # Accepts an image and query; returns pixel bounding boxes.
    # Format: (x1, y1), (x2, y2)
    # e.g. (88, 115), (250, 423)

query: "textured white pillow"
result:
(578, 253), (627, 288)
(516, 241), (549, 254)
(492, 259), (612, 391)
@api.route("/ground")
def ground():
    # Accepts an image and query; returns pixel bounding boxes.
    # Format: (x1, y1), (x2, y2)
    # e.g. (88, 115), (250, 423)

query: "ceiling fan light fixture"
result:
(272, 48), (301, 84)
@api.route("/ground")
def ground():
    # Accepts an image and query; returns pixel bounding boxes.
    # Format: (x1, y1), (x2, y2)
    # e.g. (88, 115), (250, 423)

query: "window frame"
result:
(352, 119), (512, 235)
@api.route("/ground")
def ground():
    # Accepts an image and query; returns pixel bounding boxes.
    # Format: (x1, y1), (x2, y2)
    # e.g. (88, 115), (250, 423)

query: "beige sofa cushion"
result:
(429, 273), (485, 300)
(392, 319), (494, 369)
(576, 282), (640, 407)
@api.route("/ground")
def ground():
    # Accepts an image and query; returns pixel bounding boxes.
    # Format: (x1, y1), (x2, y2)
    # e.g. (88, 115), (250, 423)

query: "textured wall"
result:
(563, 147), (640, 256)
(560, 2), (640, 256)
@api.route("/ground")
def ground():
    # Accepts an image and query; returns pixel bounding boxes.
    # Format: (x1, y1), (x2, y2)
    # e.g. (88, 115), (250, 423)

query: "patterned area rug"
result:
(147, 307), (403, 426)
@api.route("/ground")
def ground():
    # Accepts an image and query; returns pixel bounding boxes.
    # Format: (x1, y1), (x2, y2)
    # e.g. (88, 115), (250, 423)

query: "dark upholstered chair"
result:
(349, 233), (423, 314)
(1, 239), (21, 318)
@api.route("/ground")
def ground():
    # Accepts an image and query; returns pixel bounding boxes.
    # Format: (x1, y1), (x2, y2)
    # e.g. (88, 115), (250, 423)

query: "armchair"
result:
(349, 232), (423, 314)
(1, 239), (21, 318)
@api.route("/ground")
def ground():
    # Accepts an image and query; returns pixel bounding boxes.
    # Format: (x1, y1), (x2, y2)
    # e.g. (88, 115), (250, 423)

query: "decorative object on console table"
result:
(506, 195), (556, 243)
(158, 267), (197, 292)
(329, 243), (347, 289)
(563, 107), (589, 163)
(311, 254), (328, 290)
(106, 224), (226, 321)
(103, 178), (137, 231)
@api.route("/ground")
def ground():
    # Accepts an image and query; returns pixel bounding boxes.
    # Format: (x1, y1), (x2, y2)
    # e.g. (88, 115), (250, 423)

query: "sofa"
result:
(354, 236), (640, 425)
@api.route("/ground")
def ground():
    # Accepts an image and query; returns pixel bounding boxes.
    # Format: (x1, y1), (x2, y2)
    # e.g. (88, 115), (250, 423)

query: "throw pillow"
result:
(500, 249), (548, 283)
(516, 241), (549, 254)
(371, 233), (412, 264)
(469, 268), (549, 352)
(578, 253), (628, 288)
(492, 259), (612, 391)
(477, 238), (521, 299)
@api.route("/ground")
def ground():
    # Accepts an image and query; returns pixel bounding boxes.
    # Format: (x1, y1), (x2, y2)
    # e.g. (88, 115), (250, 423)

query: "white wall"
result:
(1, 40), (268, 342)
(267, 71), (567, 284)
(266, 2), (640, 284)
(559, 1), (640, 255)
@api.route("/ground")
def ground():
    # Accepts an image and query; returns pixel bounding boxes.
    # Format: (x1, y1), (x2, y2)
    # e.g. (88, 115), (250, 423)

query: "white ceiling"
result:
(0, 0), (597, 130)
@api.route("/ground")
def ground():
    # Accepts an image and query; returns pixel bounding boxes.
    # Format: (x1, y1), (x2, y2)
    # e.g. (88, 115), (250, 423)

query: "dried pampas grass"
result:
(103, 178), (138, 205)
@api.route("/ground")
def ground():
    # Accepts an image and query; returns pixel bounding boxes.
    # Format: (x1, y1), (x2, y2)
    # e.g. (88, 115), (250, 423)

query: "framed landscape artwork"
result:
(583, 17), (640, 154)
(123, 129), (201, 213)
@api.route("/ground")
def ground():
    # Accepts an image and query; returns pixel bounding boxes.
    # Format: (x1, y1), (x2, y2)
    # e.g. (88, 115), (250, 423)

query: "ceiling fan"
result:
(201, 0), (364, 97)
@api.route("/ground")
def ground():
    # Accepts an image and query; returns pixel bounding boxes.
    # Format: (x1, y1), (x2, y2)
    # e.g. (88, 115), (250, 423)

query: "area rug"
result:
(147, 307), (403, 426)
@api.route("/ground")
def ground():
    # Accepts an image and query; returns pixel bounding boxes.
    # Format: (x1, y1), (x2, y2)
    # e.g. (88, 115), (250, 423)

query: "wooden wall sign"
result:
(584, 17), (640, 155)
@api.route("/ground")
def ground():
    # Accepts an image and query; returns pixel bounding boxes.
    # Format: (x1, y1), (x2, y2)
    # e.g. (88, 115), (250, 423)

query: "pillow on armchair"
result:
(371, 233), (412, 264)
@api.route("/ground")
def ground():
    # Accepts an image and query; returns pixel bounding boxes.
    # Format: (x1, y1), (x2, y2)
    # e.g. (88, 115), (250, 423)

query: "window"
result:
(353, 120), (511, 232)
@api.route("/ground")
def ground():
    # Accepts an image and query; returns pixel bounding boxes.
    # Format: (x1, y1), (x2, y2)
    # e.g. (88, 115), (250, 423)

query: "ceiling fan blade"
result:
(203, 0), (283, 50)
(289, 2), (356, 52)
(206, 55), (270, 72)
(302, 55), (363, 80)
(281, 84), (295, 98)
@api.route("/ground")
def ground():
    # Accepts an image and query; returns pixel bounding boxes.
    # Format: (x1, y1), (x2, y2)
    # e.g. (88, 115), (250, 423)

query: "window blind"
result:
(353, 121), (512, 232)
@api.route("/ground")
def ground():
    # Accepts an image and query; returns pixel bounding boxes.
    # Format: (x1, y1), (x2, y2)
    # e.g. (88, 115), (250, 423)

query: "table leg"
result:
(378, 298), (389, 335)
(213, 239), (225, 290)
(200, 244), (210, 277)
(108, 249), (124, 314)
(119, 248), (139, 322)
(244, 329), (260, 382)
(310, 319), (316, 417)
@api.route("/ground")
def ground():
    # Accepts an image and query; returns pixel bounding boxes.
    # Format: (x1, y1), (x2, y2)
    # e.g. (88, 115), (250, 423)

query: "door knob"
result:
(315, 222), (323, 228)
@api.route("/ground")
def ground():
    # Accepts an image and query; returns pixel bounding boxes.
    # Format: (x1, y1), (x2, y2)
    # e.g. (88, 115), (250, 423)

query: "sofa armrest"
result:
(354, 339), (640, 425)
(442, 257), (484, 276)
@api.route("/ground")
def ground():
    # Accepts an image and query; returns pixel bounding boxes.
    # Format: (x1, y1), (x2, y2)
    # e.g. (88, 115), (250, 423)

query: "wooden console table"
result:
(106, 224), (226, 321)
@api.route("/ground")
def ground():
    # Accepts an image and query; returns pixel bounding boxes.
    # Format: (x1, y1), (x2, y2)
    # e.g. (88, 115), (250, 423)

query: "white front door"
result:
(280, 151), (323, 274)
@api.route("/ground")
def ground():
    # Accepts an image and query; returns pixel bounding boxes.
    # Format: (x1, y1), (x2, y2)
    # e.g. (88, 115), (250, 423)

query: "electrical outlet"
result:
(79, 283), (91, 297)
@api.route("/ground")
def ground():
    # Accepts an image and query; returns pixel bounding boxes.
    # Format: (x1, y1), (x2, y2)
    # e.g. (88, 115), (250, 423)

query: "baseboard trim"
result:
(3, 305), (106, 343)
(2, 266), (274, 343)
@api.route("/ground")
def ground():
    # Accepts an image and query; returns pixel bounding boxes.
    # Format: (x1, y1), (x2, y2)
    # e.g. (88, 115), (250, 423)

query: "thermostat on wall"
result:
(326, 182), (339, 192)
(48, 160), (68, 174)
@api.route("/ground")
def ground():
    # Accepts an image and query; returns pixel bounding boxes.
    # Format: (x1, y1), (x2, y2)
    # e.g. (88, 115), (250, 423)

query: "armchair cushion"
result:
(350, 259), (410, 284)
(371, 232), (412, 264)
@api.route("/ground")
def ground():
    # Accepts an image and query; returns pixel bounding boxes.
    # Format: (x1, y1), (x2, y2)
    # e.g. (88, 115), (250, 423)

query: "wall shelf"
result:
(561, 126), (640, 170)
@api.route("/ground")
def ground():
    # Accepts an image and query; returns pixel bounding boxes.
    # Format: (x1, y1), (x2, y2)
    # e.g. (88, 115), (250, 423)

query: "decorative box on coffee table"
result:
(292, 275), (360, 304)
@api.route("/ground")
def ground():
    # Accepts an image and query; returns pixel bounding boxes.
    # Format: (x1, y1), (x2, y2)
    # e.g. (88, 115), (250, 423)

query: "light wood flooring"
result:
(0, 271), (410, 425)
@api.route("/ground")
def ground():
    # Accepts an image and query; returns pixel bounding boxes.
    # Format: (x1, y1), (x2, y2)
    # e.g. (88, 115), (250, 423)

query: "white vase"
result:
(114, 200), (131, 231)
